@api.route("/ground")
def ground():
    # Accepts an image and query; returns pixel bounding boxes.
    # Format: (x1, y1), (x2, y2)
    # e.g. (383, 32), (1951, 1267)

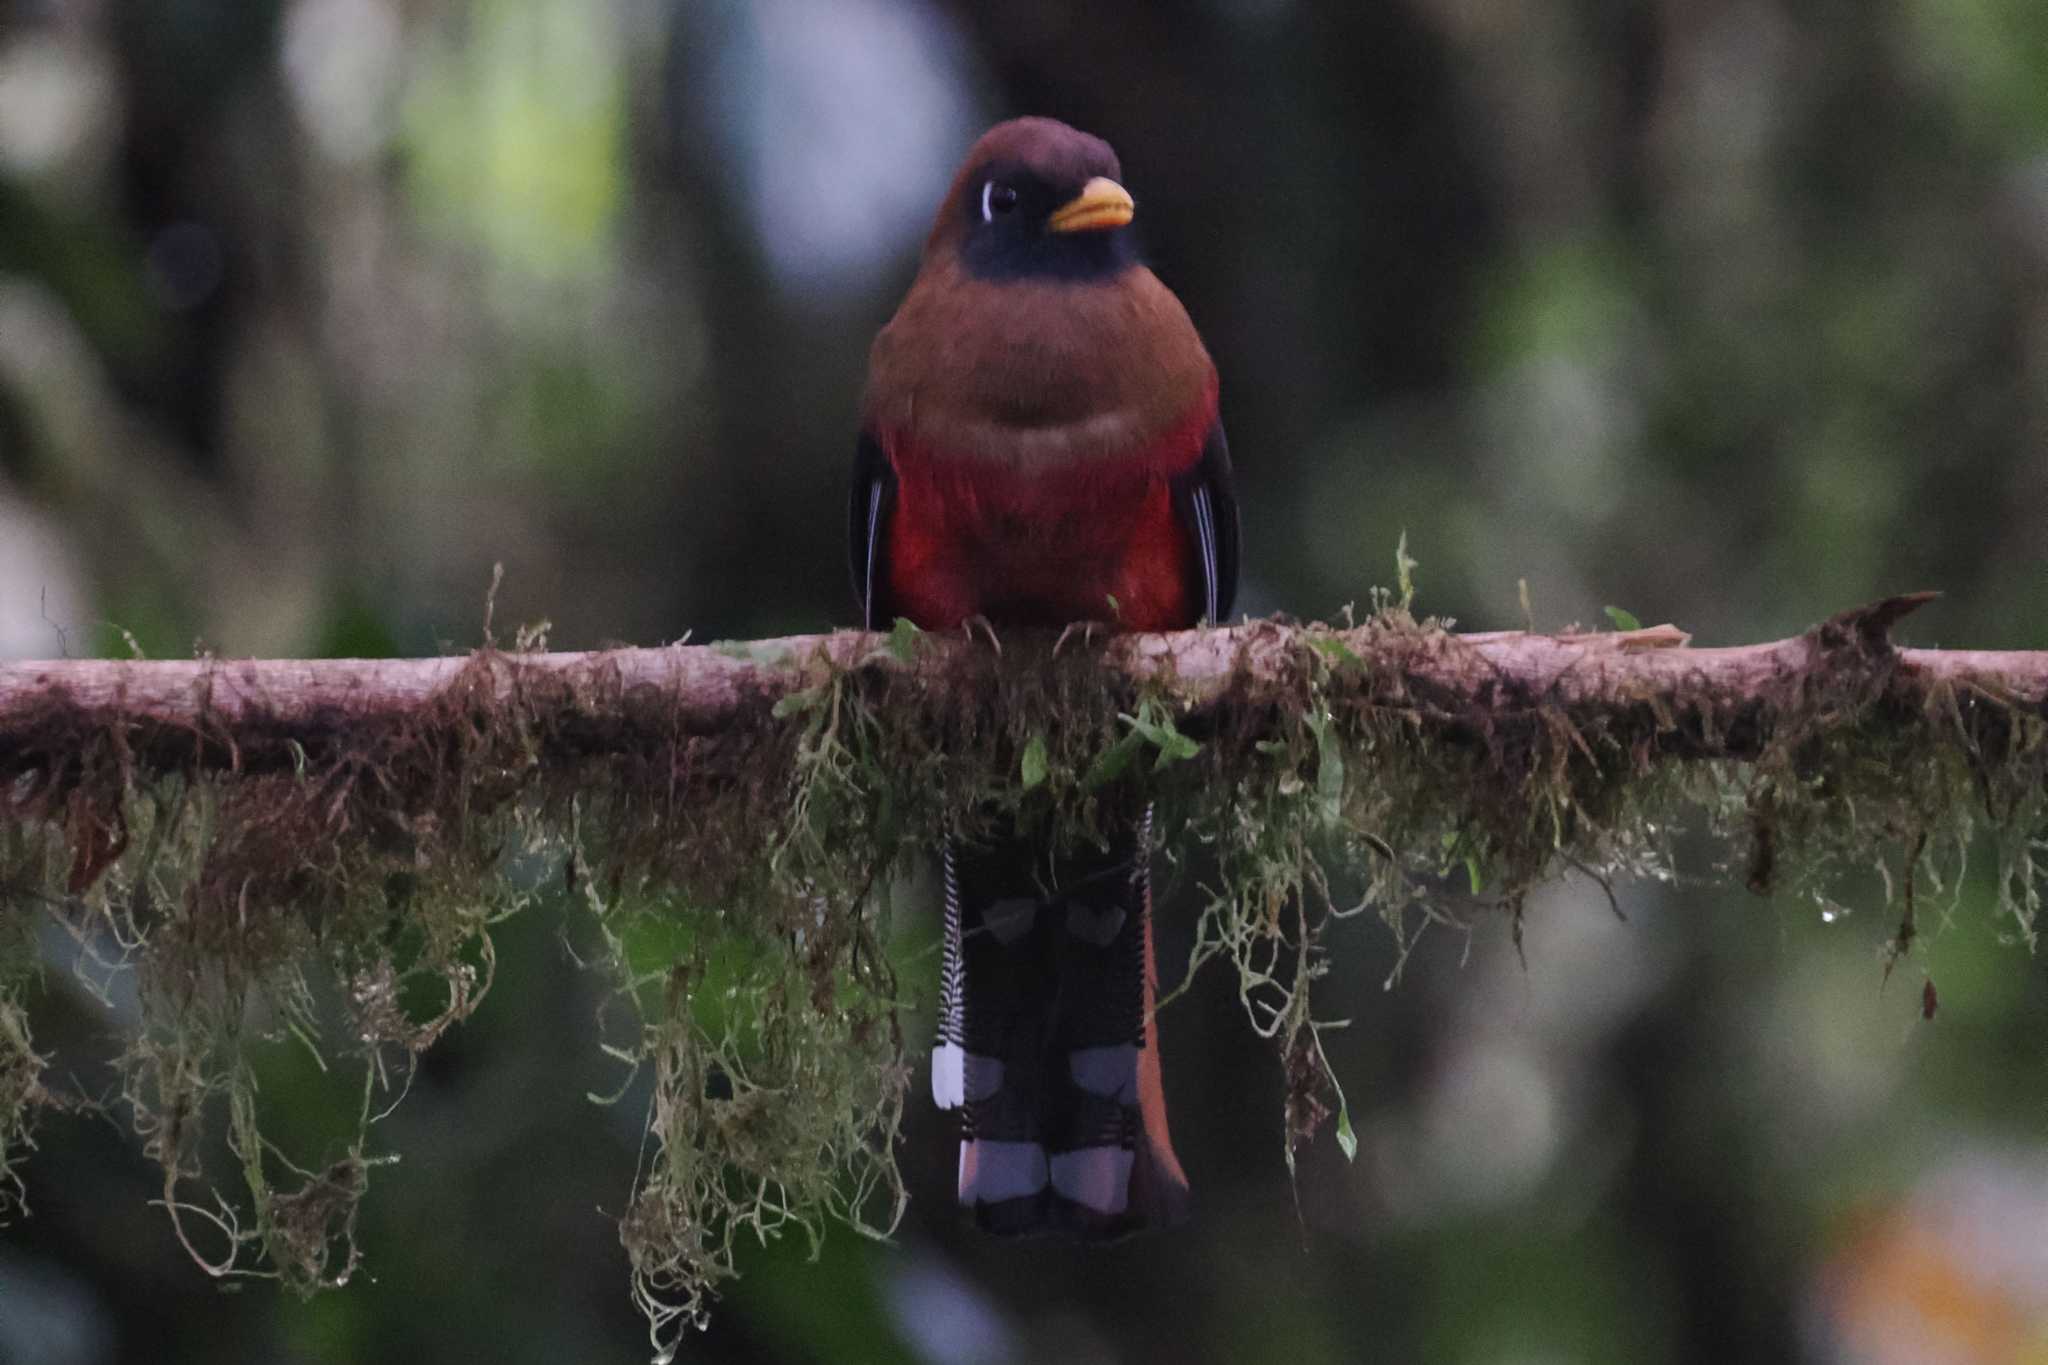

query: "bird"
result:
(848, 117), (1238, 1237)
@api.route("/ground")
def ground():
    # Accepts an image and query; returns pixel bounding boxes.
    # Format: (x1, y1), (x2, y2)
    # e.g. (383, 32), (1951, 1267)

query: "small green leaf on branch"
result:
(1020, 735), (1049, 790)
(772, 686), (827, 719)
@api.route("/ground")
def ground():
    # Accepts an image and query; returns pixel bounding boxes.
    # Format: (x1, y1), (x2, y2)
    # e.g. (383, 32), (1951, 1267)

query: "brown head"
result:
(865, 118), (1215, 468)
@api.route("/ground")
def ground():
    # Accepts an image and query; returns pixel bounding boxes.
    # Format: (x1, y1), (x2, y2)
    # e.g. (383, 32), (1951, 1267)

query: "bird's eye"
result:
(981, 181), (1019, 222)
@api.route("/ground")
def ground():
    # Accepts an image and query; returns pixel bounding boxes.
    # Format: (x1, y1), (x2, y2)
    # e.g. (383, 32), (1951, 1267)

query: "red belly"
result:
(882, 443), (1199, 634)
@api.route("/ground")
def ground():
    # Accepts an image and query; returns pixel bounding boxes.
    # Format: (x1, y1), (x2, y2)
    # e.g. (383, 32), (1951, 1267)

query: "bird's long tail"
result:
(931, 813), (1190, 1238)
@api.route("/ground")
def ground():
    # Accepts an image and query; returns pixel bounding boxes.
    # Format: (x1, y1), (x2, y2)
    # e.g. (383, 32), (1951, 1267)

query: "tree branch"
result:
(2, 597), (2041, 776)
(3, 597), (2045, 1325)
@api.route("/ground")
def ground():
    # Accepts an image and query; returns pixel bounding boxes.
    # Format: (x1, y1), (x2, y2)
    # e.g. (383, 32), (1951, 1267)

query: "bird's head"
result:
(926, 117), (1140, 282)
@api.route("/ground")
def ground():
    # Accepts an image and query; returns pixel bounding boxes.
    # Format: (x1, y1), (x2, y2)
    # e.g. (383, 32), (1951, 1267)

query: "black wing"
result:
(849, 430), (896, 629)
(1169, 421), (1240, 624)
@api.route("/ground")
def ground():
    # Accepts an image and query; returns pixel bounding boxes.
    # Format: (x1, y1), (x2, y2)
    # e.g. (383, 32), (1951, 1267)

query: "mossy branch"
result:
(2, 596), (2041, 770)
(1, 595), (2045, 1356)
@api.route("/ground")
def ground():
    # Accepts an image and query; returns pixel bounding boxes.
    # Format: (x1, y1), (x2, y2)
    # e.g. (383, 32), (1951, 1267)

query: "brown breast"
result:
(861, 254), (1215, 474)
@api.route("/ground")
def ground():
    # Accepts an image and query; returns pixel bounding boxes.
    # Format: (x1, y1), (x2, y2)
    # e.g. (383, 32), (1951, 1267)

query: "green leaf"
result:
(1334, 1097), (1358, 1161)
(1465, 854), (1484, 895)
(1307, 635), (1362, 668)
(771, 685), (825, 719)
(1309, 712), (1344, 817)
(1086, 702), (1206, 788)
(1124, 702), (1200, 770)
(1311, 1025), (1358, 1163)
(1020, 735), (1048, 790)
(1081, 730), (1146, 790)
(886, 617), (921, 662)
(1604, 605), (1642, 632)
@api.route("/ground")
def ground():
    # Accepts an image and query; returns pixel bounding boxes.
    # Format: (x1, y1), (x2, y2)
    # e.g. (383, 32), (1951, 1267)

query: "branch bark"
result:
(0, 597), (2044, 778)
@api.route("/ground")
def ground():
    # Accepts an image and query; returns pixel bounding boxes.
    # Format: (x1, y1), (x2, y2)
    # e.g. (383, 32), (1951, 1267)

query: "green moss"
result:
(0, 900), (40, 1220)
(1, 603), (2044, 1349)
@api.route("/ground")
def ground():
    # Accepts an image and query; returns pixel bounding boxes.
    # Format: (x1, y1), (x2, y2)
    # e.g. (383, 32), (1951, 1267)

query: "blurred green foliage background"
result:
(2, 1), (2047, 1362)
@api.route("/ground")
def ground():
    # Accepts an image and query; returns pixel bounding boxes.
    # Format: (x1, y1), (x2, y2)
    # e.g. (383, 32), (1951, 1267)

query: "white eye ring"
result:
(981, 181), (1017, 223)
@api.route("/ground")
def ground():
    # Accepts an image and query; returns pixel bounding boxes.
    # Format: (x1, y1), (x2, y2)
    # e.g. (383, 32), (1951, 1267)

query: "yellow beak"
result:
(1047, 177), (1136, 233)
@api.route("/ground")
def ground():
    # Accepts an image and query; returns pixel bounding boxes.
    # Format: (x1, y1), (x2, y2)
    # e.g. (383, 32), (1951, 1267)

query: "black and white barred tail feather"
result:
(932, 813), (1189, 1238)
(931, 843), (967, 1110)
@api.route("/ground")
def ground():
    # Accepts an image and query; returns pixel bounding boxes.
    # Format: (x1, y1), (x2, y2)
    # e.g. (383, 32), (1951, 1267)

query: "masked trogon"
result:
(849, 117), (1238, 1237)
